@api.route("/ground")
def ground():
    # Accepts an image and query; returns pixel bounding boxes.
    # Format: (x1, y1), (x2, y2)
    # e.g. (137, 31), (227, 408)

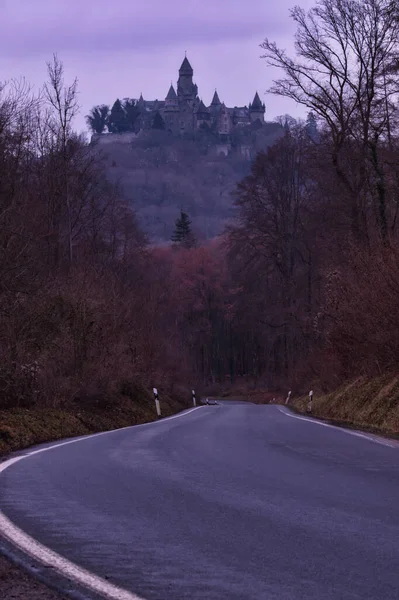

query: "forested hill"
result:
(94, 123), (282, 241)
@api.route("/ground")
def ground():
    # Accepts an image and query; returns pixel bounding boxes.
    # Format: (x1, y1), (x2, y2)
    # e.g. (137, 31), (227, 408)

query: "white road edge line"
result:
(277, 406), (397, 448)
(0, 406), (206, 600)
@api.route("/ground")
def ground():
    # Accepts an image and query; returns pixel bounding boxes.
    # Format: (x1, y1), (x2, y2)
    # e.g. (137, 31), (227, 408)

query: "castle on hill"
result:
(136, 56), (266, 138)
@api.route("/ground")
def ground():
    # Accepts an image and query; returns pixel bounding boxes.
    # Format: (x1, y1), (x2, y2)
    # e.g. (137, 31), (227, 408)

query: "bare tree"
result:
(43, 55), (79, 267)
(228, 125), (315, 380)
(261, 0), (399, 242)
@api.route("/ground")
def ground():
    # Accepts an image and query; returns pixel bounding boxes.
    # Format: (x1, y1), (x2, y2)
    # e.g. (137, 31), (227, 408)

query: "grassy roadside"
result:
(290, 374), (399, 438)
(215, 375), (399, 438)
(0, 385), (190, 456)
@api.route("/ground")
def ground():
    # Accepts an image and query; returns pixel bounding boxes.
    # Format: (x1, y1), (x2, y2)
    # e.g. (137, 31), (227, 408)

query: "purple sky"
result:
(1, 0), (314, 133)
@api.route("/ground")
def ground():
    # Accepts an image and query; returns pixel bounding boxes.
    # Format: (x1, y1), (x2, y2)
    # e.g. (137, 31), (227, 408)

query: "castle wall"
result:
(250, 111), (265, 124)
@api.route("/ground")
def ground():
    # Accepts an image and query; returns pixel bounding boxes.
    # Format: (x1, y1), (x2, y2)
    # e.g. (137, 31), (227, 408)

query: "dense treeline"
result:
(2, 0), (399, 412)
(86, 99), (166, 134)
(168, 0), (399, 391)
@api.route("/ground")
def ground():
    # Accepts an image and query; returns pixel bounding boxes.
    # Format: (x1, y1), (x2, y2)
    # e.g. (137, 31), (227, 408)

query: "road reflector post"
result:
(153, 387), (161, 418)
(192, 389), (196, 407)
(285, 390), (292, 405)
(307, 390), (313, 414)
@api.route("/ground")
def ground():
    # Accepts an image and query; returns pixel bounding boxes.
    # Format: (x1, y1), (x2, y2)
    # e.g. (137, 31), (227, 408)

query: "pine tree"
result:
(171, 211), (196, 248)
(305, 111), (318, 141)
(123, 99), (140, 132)
(152, 111), (166, 130)
(107, 99), (128, 134)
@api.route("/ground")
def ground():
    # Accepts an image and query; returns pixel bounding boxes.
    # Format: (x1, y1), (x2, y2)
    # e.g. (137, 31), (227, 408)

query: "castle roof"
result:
(179, 56), (193, 75)
(250, 92), (263, 110)
(211, 90), (221, 106)
(166, 84), (177, 100)
(196, 99), (210, 114)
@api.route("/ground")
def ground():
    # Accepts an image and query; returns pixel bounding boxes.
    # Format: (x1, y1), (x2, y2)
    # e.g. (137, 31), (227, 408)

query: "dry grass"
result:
(0, 387), (189, 455)
(220, 374), (399, 437)
(291, 374), (399, 437)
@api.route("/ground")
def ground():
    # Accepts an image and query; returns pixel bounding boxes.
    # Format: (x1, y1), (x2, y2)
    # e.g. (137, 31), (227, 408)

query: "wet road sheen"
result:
(0, 403), (398, 599)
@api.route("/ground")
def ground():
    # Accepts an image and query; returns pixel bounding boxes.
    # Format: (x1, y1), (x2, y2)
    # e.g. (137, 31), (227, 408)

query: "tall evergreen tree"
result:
(123, 99), (140, 132)
(107, 99), (128, 134)
(171, 211), (196, 248)
(86, 104), (110, 134)
(305, 111), (318, 141)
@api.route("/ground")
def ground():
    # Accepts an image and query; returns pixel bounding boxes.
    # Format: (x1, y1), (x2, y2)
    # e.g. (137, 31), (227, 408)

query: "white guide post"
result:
(153, 387), (161, 417)
(307, 390), (314, 414)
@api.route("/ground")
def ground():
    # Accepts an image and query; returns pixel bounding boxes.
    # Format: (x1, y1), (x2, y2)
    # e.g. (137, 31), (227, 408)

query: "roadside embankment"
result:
(218, 375), (399, 438)
(291, 374), (399, 438)
(0, 384), (190, 455)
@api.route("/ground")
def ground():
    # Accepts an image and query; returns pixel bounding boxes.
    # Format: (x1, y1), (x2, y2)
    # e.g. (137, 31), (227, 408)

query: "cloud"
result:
(0, 0), (300, 57)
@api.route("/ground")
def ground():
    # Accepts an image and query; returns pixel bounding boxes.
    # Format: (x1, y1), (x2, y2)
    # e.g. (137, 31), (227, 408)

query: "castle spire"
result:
(211, 90), (221, 106)
(179, 56), (193, 76)
(251, 91), (263, 110)
(166, 84), (177, 100)
(249, 91), (265, 124)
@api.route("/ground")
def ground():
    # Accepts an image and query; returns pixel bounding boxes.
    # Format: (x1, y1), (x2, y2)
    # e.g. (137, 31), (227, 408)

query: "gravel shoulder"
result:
(0, 554), (67, 600)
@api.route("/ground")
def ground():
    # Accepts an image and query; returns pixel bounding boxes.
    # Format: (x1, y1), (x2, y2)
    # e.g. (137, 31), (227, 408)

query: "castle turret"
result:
(163, 84), (179, 133)
(165, 84), (178, 107)
(249, 92), (265, 123)
(211, 90), (221, 107)
(177, 56), (198, 110)
(179, 56), (193, 77)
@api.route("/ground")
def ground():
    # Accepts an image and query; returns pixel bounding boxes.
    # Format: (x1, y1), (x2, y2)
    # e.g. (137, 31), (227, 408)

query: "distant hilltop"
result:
(88, 56), (267, 148)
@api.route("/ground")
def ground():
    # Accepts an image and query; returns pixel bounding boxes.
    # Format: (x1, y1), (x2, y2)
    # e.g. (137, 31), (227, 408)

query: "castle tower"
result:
(163, 84), (179, 133)
(249, 92), (265, 124)
(177, 56), (198, 108)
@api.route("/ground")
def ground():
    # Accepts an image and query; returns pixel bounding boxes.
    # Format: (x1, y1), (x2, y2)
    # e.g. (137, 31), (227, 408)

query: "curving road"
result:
(0, 403), (399, 600)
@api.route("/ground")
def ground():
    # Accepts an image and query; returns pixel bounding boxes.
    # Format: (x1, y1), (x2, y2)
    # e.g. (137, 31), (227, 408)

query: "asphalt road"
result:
(0, 403), (398, 600)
